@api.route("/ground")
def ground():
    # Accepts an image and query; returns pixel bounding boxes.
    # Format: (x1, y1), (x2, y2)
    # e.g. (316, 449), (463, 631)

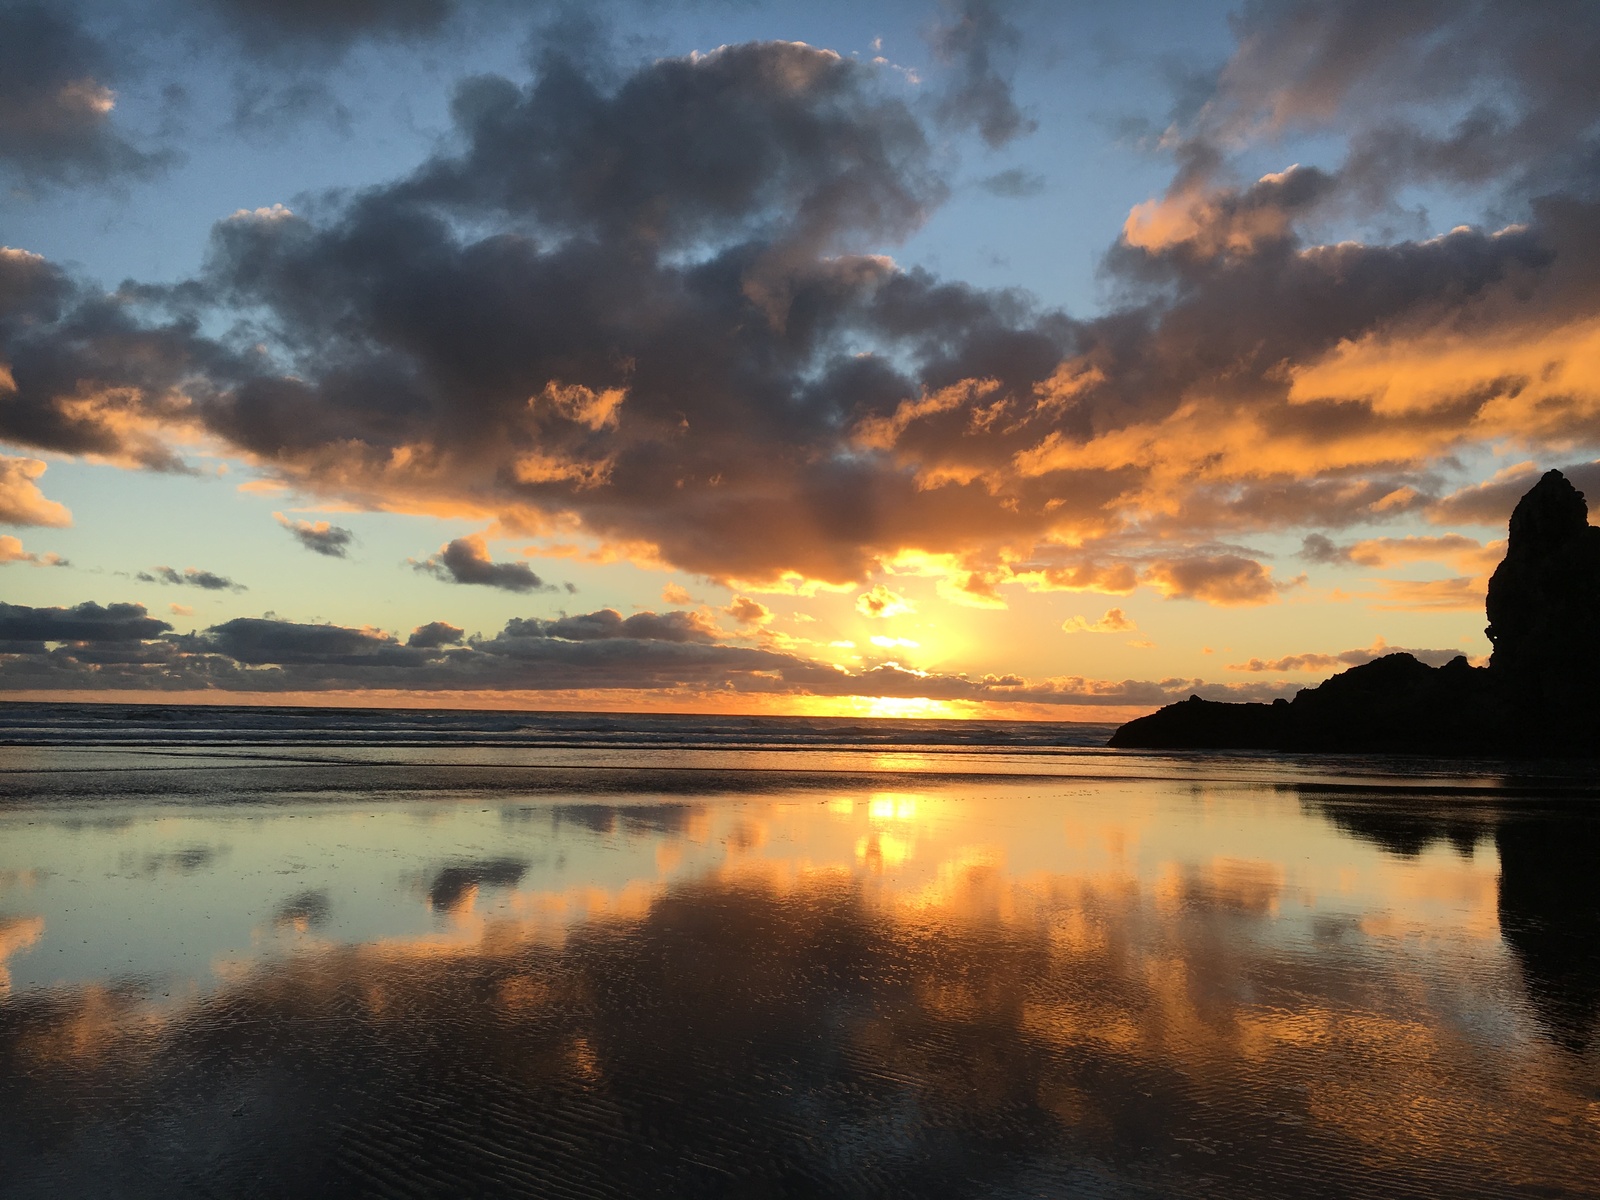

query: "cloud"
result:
(413, 535), (556, 593)
(137, 566), (246, 592)
(1186, 0), (1600, 210)
(275, 512), (353, 558)
(1298, 533), (1348, 565)
(1142, 556), (1284, 606)
(0, 600), (170, 646)
(0, 534), (66, 567)
(1011, 560), (1140, 595)
(978, 167), (1044, 198)
(169, 603), (194, 617)
(926, 0), (1036, 148)
(723, 596), (772, 626)
(1228, 637), (1463, 674)
(856, 585), (914, 619)
(407, 621), (463, 650)
(0, 454), (71, 526)
(1297, 532), (1498, 572)
(509, 608), (720, 644)
(1062, 608), (1135, 634)
(405, 40), (940, 254)
(185, 0), (462, 59)
(1364, 576), (1485, 612)
(0, 4), (171, 186)
(661, 583), (693, 606)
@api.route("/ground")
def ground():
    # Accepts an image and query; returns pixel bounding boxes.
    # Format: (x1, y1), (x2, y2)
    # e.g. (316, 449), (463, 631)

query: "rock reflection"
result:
(1305, 789), (1600, 1054)
(1497, 815), (1600, 1053)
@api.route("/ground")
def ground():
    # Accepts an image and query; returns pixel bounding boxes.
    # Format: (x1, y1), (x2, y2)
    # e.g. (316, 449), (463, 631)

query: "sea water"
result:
(0, 703), (1596, 1198)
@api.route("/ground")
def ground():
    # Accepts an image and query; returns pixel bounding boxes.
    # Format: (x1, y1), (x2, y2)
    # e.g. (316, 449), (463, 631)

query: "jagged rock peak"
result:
(1484, 467), (1600, 704)
(1506, 469), (1589, 554)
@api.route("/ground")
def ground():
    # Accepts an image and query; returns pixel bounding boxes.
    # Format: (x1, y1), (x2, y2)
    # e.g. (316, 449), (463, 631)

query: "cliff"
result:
(1110, 470), (1600, 755)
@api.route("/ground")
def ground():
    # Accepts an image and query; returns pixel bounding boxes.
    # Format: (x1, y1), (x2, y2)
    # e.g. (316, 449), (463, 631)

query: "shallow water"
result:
(1, 706), (1597, 1198)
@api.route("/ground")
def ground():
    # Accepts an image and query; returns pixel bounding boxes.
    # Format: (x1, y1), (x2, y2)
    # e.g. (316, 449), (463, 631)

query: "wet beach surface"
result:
(1, 706), (1597, 1197)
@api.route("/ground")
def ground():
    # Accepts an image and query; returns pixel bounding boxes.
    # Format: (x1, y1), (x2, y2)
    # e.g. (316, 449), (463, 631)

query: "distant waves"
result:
(0, 702), (1117, 751)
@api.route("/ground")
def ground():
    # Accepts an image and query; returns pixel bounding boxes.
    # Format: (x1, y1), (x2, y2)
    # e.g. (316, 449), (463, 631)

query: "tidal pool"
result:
(0, 734), (1596, 1198)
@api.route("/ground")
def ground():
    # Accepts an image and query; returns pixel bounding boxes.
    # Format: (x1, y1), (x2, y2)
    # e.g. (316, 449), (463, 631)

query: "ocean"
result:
(0, 702), (1595, 1198)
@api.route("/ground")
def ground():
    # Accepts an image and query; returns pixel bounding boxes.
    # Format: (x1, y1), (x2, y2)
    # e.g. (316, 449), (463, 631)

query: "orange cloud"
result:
(1062, 608), (1136, 634)
(1227, 636), (1463, 673)
(1143, 555), (1286, 606)
(0, 535), (66, 566)
(1365, 576), (1485, 612)
(855, 584), (914, 618)
(0, 454), (71, 526)
(723, 595), (772, 626)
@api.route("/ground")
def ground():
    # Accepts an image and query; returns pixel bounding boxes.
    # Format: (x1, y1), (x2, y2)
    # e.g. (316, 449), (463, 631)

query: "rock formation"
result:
(1485, 470), (1600, 716)
(1110, 469), (1600, 756)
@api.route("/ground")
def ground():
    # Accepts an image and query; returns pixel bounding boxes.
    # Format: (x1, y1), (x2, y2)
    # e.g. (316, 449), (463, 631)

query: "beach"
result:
(1, 704), (1595, 1198)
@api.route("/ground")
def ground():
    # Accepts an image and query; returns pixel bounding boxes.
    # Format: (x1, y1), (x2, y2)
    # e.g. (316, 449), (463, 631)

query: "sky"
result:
(2, 0), (1599, 720)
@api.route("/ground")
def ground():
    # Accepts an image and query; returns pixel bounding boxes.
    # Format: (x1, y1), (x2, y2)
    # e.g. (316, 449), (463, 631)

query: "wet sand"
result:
(1, 724), (1597, 1197)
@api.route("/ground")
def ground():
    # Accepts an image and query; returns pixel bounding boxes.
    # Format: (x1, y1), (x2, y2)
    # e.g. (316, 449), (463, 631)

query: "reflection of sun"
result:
(870, 795), (919, 822)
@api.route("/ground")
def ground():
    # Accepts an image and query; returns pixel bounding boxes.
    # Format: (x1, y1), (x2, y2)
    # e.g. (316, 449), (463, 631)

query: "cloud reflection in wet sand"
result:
(0, 777), (1596, 1198)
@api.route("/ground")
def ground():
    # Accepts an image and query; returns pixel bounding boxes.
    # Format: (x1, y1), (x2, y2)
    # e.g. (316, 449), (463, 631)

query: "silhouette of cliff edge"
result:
(1110, 469), (1600, 754)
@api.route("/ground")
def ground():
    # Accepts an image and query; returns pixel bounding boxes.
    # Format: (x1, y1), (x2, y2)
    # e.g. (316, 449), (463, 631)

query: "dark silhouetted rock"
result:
(1110, 469), (1599, 756)
(1485, 468), (1600, 724)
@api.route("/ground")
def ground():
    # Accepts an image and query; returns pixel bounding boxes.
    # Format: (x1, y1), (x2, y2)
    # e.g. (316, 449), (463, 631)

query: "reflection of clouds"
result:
(544, 803), (711, 843)
(272, 890), (331, 932)
(3, 859), (1591, 1198)
(1154, 857), (1285, 917)
(0, 914), (44, 995)
(427, 859), (528, 913)
(125, 845), (226, 877)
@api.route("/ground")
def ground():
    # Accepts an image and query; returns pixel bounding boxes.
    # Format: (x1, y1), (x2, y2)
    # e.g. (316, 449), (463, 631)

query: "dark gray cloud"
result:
(0, 2), (171, 186)
(978, 167), (1044, 198)
(507, 607), (719, 643)
(1158, 0), (1600, 224)
(926, 0), (1035, 148)
(407, 620), (463, 649)
(0, 600), (170, 647)
(1299, 533), (1349, 564)
(186, 0), (459, 57)
(414, 536), (556, 593)
(0, 247), (219, 470)
(405, 40), (941, 253)
(275, 512), (354, 558)
(137, 565), (246, 591)
(199, 616), (424, 666)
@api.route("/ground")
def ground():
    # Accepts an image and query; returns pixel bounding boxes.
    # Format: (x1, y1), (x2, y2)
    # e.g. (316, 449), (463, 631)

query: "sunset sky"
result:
(3, 0), (1598, 719)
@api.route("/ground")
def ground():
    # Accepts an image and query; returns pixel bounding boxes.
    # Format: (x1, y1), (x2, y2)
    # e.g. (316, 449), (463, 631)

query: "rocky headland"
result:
(1109, 470), (1600, 755)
